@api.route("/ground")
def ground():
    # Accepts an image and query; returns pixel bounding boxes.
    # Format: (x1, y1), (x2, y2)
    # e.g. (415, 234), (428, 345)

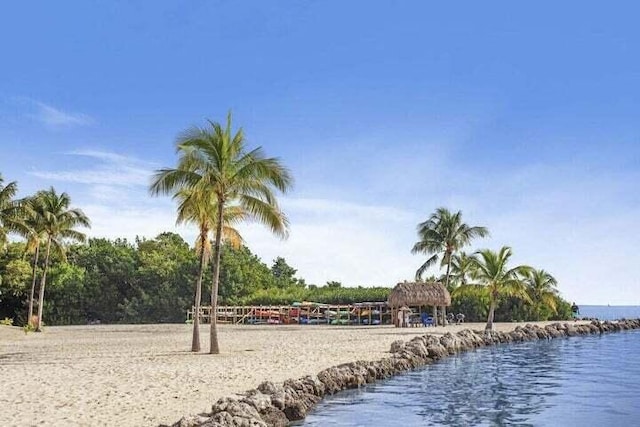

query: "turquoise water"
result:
(578, 305), (640, 320)
(301, 329), (640, 426)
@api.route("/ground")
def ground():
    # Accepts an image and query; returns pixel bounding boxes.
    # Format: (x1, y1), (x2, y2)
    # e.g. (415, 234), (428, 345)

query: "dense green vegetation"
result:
(0, 231), (572, 328)
(0, 229), (571, 325)
(0, 235), (392, 325)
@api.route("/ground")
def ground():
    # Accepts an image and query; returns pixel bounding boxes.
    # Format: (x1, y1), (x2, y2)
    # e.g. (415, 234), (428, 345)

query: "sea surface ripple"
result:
(301, 329), (640, 426)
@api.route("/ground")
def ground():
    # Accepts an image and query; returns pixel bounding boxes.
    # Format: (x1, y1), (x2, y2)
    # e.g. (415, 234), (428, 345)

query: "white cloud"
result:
(81, 202), (194, 244)
(238, 198), (422, 287)
(30, 150), (153, 187)
(448, 160), (640, 306)
(14, 98), (94, 128)
(33, 101), (93, 127)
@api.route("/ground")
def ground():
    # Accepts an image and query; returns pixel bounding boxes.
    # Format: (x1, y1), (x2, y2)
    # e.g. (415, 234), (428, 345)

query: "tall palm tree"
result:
(150, 113), (292, 354)
(524, 269), (559, 320)
(23, 195), (47, 326)
(173, 187), (245, 352)
(0, 174), (23, 249)
(411, 208), (488, 290)
(454, 246), (531, 333)
(34, 188), (90, 331)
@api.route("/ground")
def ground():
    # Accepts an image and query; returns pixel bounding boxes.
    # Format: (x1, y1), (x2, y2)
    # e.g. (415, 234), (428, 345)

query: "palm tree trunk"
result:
(36, 237), (51, 332)
(191, 231), (207, 352)
(485, 300), (497, 333)
(443, 250), (452, 323)
(27, 244), (40, 326)
(209, 198), (225, 354)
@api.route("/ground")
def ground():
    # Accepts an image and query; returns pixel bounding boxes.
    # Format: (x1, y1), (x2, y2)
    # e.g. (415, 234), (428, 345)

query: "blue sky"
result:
(1, 2), (639, 304)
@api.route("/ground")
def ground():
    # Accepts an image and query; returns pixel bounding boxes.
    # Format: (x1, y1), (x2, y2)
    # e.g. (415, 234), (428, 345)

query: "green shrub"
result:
(0, 317), (13, 326)
(23, 323), (36, 334)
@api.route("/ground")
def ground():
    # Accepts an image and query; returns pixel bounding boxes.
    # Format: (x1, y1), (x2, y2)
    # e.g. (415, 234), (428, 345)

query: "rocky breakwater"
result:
(164, 319), (640, 427)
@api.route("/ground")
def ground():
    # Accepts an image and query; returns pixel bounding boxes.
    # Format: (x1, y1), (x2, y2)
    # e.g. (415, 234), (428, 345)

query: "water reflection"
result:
(302, 330), (640, 426)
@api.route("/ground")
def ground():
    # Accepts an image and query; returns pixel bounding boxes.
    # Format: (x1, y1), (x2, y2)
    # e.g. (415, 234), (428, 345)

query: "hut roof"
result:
(387, 282), (451, 307)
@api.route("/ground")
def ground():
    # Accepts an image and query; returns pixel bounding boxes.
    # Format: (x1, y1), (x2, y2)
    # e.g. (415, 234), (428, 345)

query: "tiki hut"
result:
(387, 282), (451, 327)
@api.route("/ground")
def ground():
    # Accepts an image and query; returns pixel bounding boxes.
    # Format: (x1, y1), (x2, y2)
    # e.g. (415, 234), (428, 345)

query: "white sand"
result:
(0, 321), (587, 426)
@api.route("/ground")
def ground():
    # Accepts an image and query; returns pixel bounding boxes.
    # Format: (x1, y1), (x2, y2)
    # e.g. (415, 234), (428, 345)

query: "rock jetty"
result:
(163, 319), (640, 427)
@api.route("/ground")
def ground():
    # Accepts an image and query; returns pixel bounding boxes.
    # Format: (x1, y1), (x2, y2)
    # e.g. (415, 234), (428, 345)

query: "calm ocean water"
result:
(578, 305), (640, 321)
(301, 329), (640, 426)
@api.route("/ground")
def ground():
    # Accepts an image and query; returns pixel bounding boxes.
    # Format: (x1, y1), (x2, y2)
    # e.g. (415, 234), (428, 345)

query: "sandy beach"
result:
(0, 321), (587, 426)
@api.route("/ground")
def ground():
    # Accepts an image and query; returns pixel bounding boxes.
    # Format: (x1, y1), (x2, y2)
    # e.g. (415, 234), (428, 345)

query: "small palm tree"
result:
(411, 208), (488, 290)
(34, 188), (90, 331)
(448, 251), (477, 288)
(454, 246), (531, 332)
(525, 269), (559, 320)
(173, 188), (245, 352)
(151, 113), (292, 354)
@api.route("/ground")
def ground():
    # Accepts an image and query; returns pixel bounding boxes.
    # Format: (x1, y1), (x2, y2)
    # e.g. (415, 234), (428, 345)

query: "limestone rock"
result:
(390, 340), (405, 353)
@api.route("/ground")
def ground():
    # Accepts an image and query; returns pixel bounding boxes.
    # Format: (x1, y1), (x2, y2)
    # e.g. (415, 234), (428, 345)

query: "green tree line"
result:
(0, 234), (393, 325)
(0, 231), (572, 327)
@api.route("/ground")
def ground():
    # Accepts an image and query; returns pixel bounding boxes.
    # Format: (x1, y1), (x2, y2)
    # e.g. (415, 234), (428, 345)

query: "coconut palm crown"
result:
(448, 251), (477, 288)
(150, 112), (292, 354)
(411, 207), (489, 290)
(525, 269), (559, 319)
(0, 174), (27, 249)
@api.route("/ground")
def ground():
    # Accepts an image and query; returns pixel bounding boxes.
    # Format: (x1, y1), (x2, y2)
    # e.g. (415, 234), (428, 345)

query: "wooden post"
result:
(433, 306), (438, 327)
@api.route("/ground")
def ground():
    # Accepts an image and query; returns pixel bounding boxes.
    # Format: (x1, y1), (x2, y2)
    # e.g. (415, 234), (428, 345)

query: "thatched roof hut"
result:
(387, 282), (451, 308)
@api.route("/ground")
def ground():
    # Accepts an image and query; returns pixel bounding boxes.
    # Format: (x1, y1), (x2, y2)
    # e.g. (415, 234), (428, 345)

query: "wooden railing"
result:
(186, 303), (392, 326)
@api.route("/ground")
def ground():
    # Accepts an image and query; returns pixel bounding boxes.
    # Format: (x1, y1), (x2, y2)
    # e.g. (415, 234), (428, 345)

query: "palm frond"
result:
(239, 195), (289, 239)
(453, 283), (490, 299)
(415, 253), (439, 280)
(150, 168), (203, 196)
